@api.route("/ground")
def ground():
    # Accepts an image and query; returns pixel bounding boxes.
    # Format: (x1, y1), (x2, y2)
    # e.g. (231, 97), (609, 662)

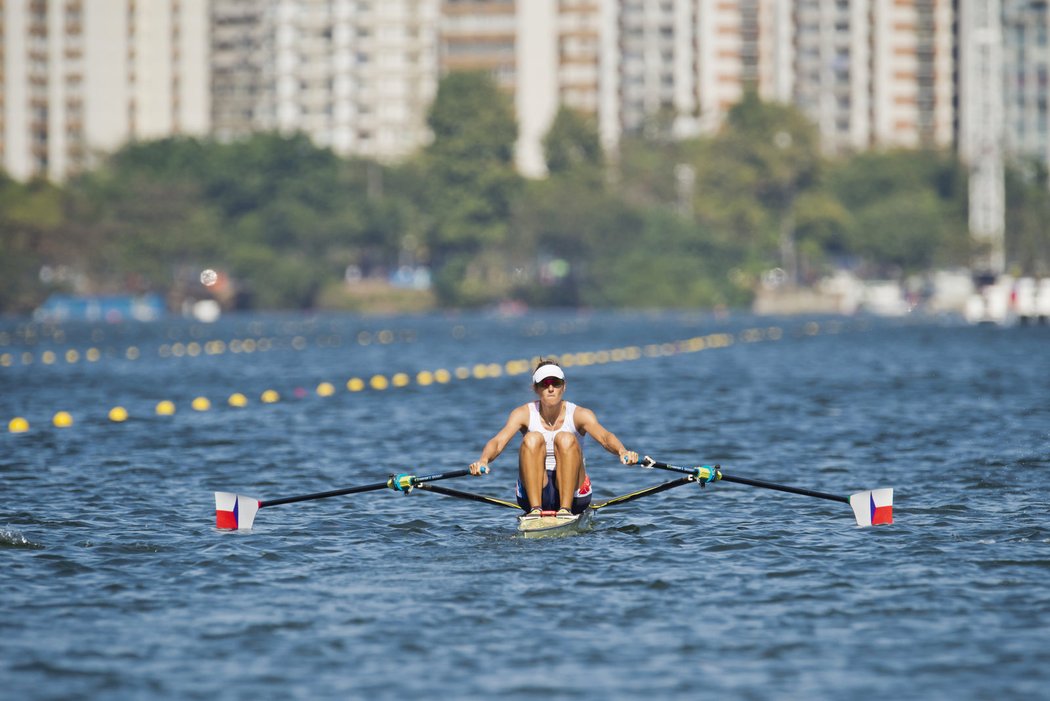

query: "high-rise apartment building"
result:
(1002, 0), (1050, 170)
(441, 1), (955, 173)
(438, 0), (610, 176)
(960, 0), (1006, 273)
(871, 0), (953, 149)
(211, 0), (265, 141)
(1, 0), (209, 182)
(792, 0), (954, 154)
(2, 1), (1043, 188)
(212, 0), (439, 162)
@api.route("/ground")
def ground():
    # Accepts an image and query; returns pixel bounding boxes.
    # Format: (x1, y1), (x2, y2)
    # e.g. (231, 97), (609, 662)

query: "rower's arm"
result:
(470, 405), (529, 473)
(575, 407), (638, 465)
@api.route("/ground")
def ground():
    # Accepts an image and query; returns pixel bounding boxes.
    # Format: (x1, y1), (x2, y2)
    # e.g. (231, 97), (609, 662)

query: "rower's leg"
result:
(519, 431), (547, 510)
(553, 432), (583, 511)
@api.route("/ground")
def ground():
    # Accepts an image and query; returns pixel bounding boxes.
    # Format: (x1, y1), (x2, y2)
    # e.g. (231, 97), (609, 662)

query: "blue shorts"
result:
(516, 473), (592, 514)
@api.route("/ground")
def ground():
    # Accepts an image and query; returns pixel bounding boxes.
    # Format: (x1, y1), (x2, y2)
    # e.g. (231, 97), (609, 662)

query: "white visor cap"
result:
(532, 365), (565, 384)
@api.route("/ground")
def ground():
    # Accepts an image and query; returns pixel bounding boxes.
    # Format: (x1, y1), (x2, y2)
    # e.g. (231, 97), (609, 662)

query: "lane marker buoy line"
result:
(0, 316), (609, 371)
(4, 320), (857, 435)
(0, 329), (419, 370)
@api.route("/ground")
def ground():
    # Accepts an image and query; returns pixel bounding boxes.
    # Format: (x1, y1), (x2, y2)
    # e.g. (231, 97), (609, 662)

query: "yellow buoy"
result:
(416, 370), (434, 386)
(316, 382), (336, 397)
(228, 393), (248, 408)
(434, 369), (451, 384)
(52, 411), (74, 428)
(108, 406), (128, 423)
(392, 373), (410, 388)
(261, 389), (280, 403)
(192, 397), (211, 411)
(156, 400), (176, 416)
(8, 416), (30, 433)
(370, 375), (389, 390)
(346, 378), (365, 392)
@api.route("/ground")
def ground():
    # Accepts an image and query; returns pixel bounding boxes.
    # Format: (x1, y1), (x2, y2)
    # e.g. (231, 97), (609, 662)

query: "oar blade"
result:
(849, 488), (893, 527)
(215, 491), (261, 530)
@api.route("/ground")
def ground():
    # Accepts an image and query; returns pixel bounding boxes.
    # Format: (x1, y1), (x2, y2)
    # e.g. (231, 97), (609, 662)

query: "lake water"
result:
(2, 311), (1048, 700)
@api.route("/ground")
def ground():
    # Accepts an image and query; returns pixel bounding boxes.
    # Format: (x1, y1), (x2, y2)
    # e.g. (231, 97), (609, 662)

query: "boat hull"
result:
(516, 508), (594, 538)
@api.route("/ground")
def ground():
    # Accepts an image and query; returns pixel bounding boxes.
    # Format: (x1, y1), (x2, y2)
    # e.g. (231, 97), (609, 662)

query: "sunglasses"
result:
(535, 377), (564, 389)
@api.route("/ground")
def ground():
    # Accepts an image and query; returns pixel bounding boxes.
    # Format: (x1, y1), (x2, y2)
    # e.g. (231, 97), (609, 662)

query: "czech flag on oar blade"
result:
(214, 491), (260, 530)
(849, 488), (893, 527)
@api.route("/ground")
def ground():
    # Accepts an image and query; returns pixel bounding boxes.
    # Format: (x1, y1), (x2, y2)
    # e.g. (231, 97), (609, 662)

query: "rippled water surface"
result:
(2, 311), (1049, 700)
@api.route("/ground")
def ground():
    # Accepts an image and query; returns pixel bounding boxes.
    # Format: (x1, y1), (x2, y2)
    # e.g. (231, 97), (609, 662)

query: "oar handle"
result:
(412, 468), (478, 484)
(640, 457), (720, 483)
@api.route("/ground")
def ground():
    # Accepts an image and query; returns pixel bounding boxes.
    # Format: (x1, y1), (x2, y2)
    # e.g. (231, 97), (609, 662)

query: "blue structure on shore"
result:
(33, 294), (165, 322)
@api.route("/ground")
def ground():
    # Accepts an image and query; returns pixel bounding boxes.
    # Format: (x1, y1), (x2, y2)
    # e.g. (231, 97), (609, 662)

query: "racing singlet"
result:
(526, 401), (586, 471)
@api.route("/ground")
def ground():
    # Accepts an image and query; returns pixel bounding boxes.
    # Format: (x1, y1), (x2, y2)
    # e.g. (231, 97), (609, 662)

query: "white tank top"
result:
(527, 401), (585, 471)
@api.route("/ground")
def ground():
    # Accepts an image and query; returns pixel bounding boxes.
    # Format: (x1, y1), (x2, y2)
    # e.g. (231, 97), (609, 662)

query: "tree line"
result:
(2, 71), (1049, 315)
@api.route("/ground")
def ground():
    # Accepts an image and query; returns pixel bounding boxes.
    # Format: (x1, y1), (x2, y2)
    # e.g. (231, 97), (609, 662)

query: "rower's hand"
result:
(619, 450), (638, 465)
(469, 462), (489, 476)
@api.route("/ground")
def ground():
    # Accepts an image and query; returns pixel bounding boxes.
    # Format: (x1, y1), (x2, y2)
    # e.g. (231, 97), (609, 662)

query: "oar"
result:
(640, 456), (893, 527)
(214, 467), (486, 530)
(591, 477), (697, 510)
(414, 483), (521, 509)
(418, 476), (705, 513)
(418, 471), (709, 513)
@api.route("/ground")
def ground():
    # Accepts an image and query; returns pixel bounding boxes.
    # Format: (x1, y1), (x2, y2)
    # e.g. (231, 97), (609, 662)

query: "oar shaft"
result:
(592, 476), (696, 510)
(415, 483), (521, 509)
(260, 469), (475, 508)
(719, 473), (849, 504)
(645, 459), (849, 504)
(261, 481), (389, 507)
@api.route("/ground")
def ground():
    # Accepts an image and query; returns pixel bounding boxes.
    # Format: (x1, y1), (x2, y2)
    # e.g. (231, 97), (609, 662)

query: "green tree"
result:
(1005, 161), (1050, 275)
(421, 71), (522, 303)
(0, 176), (65, 312)
(706, 91), (822, 282)
(824, 149), (969, 272)
(791, 190), (855, 280)
(544, 106), (604, 177)
(852, 191), (946, 274)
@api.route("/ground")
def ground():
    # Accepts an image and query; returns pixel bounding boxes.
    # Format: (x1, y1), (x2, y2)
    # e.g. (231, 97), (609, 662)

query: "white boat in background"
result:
(1038, 279), (1050, 319)
(964, 275), (1050, 325)
(861, 281), (912, 317)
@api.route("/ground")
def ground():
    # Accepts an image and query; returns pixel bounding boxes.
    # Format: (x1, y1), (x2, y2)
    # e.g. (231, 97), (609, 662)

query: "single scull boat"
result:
(214, 457), (893, 535)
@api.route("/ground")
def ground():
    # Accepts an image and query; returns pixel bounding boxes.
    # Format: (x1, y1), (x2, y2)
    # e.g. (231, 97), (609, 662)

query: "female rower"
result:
(468, 360), (638, 518)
